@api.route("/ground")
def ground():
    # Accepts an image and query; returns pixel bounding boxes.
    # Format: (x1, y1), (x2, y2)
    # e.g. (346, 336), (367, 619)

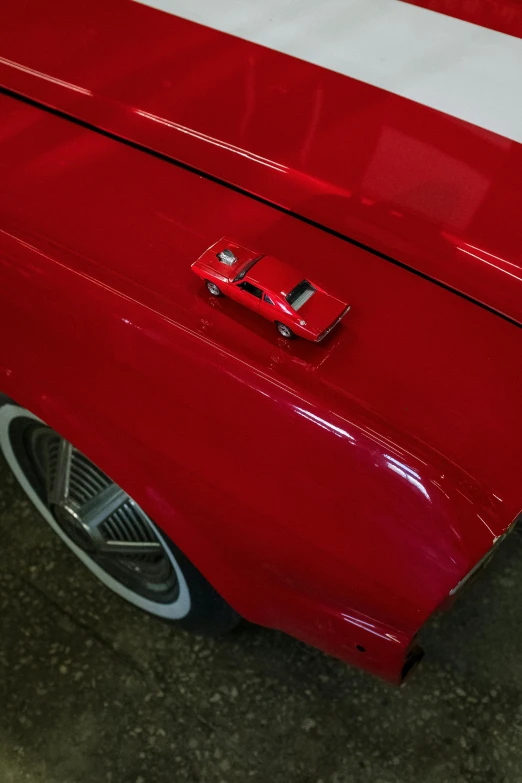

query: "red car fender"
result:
(0, 222), (511, 684)
(1, 94), (521, 683)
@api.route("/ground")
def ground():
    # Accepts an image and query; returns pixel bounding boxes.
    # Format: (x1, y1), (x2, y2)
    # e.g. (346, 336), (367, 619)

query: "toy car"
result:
(192, 238), (350, 341)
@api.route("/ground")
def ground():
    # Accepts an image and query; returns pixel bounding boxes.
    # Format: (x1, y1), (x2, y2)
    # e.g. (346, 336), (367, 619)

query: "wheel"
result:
(0, 401), (239, 634)
(276, 322), (295, 339)
(206, 280), (222, 297)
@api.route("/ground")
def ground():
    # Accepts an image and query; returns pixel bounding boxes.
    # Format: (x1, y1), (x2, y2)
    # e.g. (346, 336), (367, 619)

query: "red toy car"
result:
(192, 238), (350, 341)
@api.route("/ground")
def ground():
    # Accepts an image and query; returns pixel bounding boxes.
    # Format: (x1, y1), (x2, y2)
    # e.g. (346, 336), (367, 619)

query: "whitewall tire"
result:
(0, 402), (239, 633)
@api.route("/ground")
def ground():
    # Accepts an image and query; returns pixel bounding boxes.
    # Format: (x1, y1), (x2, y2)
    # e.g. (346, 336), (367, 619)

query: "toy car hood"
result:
(192, 238), (259, 282)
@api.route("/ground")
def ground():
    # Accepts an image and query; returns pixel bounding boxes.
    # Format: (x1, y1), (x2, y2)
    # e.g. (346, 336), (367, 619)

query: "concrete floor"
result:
(1, 454), (522, 783)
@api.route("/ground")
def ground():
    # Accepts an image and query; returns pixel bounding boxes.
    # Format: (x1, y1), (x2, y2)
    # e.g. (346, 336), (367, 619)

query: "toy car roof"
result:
(246, 254), (303, 298)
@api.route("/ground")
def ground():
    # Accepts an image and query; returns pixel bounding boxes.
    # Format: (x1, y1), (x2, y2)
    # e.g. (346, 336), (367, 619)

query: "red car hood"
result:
(1, 0), (522, 324)
(2, 87), (522, 638)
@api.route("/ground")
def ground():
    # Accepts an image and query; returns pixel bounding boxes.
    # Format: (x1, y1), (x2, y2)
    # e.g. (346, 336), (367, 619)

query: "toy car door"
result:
(228, 280), (262, 313)
(259, 291), (277, 320)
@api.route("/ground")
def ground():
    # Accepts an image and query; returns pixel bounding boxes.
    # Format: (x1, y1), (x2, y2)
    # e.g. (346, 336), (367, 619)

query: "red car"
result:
(192, 238), (350, 341)
(0, 1), (521, 685)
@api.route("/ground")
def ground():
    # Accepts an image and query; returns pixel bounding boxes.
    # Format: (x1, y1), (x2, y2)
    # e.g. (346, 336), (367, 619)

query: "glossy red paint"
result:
(402, 0), (522, 39)
(192, 239), (350, 341)
(1, 94), (521, 681)
(1, 0), (522, 324)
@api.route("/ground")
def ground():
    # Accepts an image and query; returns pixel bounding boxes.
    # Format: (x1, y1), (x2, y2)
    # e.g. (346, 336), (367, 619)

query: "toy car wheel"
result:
(0, 400), (240, 635)
(276, 322), (295, 339)
(206, 280), (223, 297)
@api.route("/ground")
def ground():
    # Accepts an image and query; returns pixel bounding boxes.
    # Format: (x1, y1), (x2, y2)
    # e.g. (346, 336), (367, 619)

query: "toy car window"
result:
(286, 280), (315, 310)
(239, 281), (263, 299)
(232, 255), (262, 283)
(264, 293), (274, 305)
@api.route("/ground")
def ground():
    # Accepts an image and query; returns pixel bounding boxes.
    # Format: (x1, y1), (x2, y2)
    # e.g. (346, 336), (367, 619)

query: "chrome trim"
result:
(217, 248), (237, 266)
(449, 515), (519, 596)
(316, 304), (351, 342)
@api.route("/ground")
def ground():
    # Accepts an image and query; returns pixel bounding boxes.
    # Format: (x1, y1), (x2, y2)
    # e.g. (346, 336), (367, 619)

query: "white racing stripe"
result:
(136, 0), (522, 144)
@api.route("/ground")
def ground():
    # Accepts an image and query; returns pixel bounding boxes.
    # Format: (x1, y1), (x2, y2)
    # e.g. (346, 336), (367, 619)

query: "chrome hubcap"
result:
(278, 324), (291, 338)
(54, 502), (99, 553)
(207, 282), (220, 295)
(22, 424), (179, 602)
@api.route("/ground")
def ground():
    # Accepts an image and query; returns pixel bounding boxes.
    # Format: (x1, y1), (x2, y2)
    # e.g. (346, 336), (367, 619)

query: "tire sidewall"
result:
(276, 322), (294, 339)
(0, 403), (192, 620)
(206, 281), (222, 296)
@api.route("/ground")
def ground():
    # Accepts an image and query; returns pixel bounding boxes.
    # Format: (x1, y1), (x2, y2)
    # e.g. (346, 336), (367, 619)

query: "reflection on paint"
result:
(384, 454), (430, 501)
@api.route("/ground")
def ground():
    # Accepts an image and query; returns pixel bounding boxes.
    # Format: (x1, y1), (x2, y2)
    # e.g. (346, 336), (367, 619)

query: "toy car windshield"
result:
(232, 255), (262, 283)
(286, 280), (316, 311)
